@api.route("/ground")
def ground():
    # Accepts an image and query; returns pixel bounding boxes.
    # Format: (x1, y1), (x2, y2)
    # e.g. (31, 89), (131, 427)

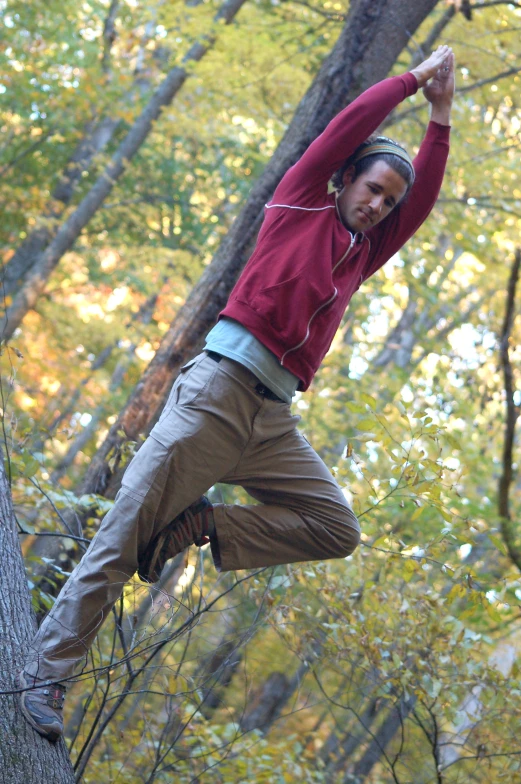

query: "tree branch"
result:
(385, 65), (521, 129)
(498, 249), (521, 570)
(101, 0), (119, 74)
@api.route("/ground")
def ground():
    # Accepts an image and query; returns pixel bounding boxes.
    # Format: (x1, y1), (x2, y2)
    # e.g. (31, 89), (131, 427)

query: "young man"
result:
(20, 46), (455, 741)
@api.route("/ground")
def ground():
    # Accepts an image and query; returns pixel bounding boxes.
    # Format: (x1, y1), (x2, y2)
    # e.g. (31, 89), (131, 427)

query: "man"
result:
(19, 45), (455, 741)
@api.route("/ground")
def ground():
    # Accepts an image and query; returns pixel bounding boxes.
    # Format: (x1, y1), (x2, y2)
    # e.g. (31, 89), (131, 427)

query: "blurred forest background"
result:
(1, 0), (521, 781)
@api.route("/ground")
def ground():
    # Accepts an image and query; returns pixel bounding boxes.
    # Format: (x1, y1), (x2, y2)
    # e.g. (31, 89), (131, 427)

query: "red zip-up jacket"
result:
(220, 72), (450, 390)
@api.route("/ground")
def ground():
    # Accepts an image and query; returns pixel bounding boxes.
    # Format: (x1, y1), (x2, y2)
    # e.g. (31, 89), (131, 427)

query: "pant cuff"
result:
(211, 504), (233, 571)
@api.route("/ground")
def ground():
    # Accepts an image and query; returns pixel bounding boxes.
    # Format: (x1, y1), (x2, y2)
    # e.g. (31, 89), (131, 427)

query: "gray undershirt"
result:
(204, 318), (300, 403)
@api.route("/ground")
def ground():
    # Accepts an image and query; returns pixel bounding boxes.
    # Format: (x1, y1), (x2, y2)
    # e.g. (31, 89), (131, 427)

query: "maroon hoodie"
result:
(220, 72), (450, 390)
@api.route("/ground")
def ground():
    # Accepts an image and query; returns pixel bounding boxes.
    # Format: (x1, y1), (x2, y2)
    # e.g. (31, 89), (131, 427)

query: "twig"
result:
(385, 65), (521, 129)
(498, 249), (521, 569)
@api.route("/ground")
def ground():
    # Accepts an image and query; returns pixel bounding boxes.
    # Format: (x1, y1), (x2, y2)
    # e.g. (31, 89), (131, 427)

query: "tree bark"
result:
(0, 448), (75, 783)
(0, 0), (248, 341)
(239, 671), (291, 733)
(498, 250), (521, 525)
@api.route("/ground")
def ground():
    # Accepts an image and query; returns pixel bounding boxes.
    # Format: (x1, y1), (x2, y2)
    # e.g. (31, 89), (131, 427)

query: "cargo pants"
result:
(25, 352), (360, 681)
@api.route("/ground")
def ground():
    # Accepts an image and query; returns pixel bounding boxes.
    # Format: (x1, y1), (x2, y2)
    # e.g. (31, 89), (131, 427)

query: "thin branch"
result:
(458, 65), (521, 95)
(17, 528), (91, 545)
(385, 65), (521, 129)
(472, 0), (521, 8)
(284, 0), (344, 20)
(0, 128), (54, 178)
(410, 5), (456, 68)
(498, 249), (521, 570)
(101, 0), (119, 74)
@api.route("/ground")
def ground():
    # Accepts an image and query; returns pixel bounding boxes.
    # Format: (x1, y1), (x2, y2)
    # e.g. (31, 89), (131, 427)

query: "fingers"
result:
(431, 44), (451, 60)
(430, 45), (453, 70)
(410, 45), (455, 88)
(438, 50), (455, 75)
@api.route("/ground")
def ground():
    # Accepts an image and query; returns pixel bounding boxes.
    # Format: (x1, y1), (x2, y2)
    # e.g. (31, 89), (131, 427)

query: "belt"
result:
(206, 350), (285, 403)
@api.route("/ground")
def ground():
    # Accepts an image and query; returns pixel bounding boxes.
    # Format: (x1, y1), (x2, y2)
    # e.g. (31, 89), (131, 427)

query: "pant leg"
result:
(212, 398), (360, 571)
(25, 353), (261, 681)
(25, 353), (358, 679)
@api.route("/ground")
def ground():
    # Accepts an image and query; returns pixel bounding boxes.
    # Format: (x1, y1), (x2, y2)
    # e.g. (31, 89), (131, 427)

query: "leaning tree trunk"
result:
(79, 0), (442, 502)
(0, 449), (75, 783)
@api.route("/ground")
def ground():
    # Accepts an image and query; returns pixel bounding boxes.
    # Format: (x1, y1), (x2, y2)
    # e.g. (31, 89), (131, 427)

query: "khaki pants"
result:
(26, 353), (360, 681)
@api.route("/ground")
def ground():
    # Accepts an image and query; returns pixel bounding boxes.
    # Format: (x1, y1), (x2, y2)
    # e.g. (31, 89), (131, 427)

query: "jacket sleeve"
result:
(270, 72), (419, 208)
(362, 121), (451, 279)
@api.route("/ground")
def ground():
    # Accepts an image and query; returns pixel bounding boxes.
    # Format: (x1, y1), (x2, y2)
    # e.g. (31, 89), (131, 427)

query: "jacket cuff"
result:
(402, 71), (420, 96)
(426, 120), (452, 138)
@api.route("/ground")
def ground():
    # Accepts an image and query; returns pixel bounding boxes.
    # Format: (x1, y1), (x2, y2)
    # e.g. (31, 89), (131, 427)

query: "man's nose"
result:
(370, 195), (384, 214)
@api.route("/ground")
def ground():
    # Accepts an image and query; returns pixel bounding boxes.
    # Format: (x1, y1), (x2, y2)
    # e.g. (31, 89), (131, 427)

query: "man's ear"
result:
(342, 165), (356, 186)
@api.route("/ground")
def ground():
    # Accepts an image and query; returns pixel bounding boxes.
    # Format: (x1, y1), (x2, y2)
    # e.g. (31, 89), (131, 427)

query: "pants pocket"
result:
(158, 356), (201, 422)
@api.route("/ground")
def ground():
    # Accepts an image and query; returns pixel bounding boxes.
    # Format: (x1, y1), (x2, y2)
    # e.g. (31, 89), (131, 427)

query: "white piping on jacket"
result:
(265, 203), (336, 212)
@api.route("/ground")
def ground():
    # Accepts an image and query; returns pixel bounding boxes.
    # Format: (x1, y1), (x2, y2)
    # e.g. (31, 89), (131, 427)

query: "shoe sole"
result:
(18, 671), (62, 743)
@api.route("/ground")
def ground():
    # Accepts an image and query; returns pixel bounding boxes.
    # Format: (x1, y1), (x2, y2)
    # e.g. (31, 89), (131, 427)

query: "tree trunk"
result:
(345, 695), (417, 781)
(240, 638), (323, 733)
(0, 0), (248, 342)
(0, 449), (75, 783)
(77, 0), (441, 504)
(321, 697), (383, 777)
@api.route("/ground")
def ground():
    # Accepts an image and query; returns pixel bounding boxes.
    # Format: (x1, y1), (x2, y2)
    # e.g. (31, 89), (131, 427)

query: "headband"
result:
(353, 140), (414, 169)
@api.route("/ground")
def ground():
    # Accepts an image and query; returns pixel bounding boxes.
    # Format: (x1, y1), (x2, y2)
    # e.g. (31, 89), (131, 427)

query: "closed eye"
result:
(367, 182), (396, 210)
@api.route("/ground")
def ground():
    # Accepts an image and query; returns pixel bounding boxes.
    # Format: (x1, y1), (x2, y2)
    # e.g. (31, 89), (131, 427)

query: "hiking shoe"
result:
(18, 670), (66, 742)
(138, 496), (214, 583)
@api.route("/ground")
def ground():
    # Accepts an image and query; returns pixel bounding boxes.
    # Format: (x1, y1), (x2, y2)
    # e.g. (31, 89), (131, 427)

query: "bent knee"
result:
(333, 508), (361, 558)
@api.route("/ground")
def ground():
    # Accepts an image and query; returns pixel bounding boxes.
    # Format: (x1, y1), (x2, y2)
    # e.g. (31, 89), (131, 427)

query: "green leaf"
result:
(360, 392), (377, 410)
(345, 401), (367, 413)
(357, 418), (378, 431)
(488, 533), (508, 556)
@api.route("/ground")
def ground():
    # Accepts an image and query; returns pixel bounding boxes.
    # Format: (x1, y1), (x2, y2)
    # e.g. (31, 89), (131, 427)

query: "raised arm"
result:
(363, 49), (455, 277)
(271, 73), (419, 206)
(412, 47), (455, 126)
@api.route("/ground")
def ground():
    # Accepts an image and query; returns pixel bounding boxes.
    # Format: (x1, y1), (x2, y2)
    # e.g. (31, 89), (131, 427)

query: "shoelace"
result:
(171, 505), (211, 550)
(43, 684), (66, 710)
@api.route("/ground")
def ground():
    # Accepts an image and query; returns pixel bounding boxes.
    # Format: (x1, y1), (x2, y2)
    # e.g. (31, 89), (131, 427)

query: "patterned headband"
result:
(353, 140), (414, 169)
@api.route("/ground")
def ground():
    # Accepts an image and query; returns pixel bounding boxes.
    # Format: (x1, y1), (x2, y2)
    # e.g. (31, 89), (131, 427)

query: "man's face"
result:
(336, 160), (408, 233)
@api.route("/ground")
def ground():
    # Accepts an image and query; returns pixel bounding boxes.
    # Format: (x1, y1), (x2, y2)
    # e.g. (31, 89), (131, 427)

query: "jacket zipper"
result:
(281, 233), (357, 366)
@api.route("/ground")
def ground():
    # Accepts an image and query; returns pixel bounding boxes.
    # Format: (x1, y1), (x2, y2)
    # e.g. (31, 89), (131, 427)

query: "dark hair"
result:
(331, 134), (415, 196)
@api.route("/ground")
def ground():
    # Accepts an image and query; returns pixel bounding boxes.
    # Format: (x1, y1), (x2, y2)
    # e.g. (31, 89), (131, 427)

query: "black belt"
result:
(206, 350), (285, 403)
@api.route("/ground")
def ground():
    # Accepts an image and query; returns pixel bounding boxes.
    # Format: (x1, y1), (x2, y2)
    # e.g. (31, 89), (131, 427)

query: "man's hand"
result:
(411, 45), (455, 126)
(410, 45), (453, 88)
